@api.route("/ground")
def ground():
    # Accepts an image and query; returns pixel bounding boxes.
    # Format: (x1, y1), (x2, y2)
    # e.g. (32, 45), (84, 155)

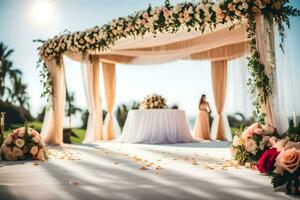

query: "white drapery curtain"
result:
(81, 56), (103, 143)
(275, 39), (297, 131)
(255, 14), (288, 133)
(102, 62), (121, 140)
(225, 57), (253, 118)
(41, 57), (66, 145)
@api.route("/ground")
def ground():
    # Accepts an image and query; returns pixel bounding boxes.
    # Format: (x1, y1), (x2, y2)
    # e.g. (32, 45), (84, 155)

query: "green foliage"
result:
(233, 145), (253, 165)
(116, 101), (139, 129)
(0, 42), (30, 109)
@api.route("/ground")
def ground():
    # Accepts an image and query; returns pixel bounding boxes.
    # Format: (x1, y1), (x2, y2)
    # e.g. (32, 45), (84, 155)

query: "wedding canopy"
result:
(38, 0), (295, 145)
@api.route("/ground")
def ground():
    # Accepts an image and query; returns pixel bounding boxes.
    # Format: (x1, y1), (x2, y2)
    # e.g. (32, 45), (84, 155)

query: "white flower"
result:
(173, 4), (182, 14)
(15, 139), (25, 148)
(232, 135), (240, 147)
(30, 146), (39, 155)
(242, 2), (248, 10)
(188, 6), (193, 14)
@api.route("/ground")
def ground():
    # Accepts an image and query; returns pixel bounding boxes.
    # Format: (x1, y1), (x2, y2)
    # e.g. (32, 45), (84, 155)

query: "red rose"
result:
(257, 148), (280, 173)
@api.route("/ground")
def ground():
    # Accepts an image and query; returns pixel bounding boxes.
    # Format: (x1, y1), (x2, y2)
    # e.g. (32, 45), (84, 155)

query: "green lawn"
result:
(71, 128), (86, 144)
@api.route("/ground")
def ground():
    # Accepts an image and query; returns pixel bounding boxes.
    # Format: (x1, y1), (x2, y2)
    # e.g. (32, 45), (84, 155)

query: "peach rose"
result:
(5, 150), (16, 161)
(30, 146), (39, 155)
(36, 149), (45, 160)
(273, 139), (288, 152)
(275, 147), (300, 174)
(12, 147), (23, 157)
(33, 135), (40, 143)
(5, 135), (12, 145)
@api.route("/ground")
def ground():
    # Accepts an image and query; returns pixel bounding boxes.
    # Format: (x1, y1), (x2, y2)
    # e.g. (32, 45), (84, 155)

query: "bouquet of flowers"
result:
(231, 122), (277, 165)
(257, 139), (300, 195)
(140, 93), (167, 109)
(0, 127), (47, 161)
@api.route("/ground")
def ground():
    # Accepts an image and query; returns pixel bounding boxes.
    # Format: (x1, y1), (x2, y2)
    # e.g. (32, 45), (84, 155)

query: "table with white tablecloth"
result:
(119, 109), (195, 144)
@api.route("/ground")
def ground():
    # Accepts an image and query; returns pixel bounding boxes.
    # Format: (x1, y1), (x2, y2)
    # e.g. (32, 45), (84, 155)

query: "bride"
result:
(193, 94), (211, 140)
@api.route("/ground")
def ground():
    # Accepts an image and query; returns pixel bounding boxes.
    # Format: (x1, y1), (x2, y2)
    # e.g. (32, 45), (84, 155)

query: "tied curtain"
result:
(102, 62), (121, 140)
(211, 60), (228, 141)
(41, 58), (66, 145)
(81, 55), (103, 143)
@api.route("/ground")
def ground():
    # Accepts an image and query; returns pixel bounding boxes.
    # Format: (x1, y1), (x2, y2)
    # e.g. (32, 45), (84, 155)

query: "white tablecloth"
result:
(119, 109), (195, 144)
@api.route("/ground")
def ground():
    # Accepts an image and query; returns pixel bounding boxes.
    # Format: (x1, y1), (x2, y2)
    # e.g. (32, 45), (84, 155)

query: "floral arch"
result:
(36, 0), (300, 145)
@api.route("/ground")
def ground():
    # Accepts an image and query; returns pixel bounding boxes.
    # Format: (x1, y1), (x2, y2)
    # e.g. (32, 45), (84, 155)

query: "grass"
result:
(71, 128), (86, 144)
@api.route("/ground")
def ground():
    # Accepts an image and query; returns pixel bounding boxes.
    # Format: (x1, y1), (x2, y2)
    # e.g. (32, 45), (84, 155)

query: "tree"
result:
(9, 76), (30, 110)
(65, 89), (82, 129)
(0, 42), (22, 100)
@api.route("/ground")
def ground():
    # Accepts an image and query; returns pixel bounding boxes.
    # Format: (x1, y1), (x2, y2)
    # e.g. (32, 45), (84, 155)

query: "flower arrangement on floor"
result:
(231, 122), (277, 165)
(0, 127), (47, 161)
(256, 122), (300, 195)
(140, 94), (167, 109)
(232, 121), (300, 195)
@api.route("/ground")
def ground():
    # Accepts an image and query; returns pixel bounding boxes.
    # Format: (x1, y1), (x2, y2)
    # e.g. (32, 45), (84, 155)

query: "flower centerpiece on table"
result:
(231, 122), (277, 165)
(140, 93), (168, 109)
(0, 127), (47, 161)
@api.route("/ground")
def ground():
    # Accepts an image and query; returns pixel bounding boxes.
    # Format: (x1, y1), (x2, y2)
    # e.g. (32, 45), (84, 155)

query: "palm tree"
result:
(65, 90), (82, 129)
(0, 42), (22, 100)
(9, 75), (30, 110)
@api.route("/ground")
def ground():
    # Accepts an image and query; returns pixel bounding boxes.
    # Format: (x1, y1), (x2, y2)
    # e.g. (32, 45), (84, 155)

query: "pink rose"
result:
(245, 139), (258, 154)
(275, 142), (300, 174)
(253, 128), (263, 135)
(241, 128), (254, 141)
(248, 122), (259, 131)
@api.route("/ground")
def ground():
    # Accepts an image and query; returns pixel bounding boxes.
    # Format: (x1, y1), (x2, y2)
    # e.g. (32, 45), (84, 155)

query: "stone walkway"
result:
(0, 142), (296, 200)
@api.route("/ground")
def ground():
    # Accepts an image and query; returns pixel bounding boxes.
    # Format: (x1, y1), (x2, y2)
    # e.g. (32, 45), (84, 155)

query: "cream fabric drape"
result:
(255, 14), (287, 132)
(41, 57), (66, 145)
(102, 62), (120, 140)
(211, 60), (228, 141)
(81, 56), (103, 143)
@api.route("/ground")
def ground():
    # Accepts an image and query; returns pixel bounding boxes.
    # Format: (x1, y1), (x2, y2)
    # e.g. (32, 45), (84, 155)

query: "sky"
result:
(0, 0), (299, 126)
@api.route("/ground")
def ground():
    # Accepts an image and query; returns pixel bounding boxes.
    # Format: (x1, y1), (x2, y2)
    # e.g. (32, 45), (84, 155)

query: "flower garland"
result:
(36, 0), (300, 123)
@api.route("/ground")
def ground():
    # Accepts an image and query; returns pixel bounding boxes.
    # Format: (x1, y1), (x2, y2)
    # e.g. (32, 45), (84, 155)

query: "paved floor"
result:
(0, 142), (296, 200)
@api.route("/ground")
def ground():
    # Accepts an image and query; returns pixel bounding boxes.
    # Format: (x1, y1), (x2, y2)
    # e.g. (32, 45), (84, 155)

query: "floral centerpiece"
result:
(140, 93), (167, 109)
(231, 122), (277, 165)
(0, 127), (47, 161)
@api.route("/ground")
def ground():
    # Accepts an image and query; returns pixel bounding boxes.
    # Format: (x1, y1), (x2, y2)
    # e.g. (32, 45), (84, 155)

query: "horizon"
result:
(1, 0), (300, 127)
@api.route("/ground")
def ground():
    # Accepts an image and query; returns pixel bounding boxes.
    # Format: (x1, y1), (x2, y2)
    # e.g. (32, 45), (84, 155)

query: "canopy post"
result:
(41, 57), (66, 145)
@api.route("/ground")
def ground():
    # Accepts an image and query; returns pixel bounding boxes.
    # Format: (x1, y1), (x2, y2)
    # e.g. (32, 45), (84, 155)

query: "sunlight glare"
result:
(30, 0), (54, 25)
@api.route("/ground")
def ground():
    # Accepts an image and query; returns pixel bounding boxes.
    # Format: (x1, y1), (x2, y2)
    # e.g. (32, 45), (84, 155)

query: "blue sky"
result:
(0, 0), (299, 126)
